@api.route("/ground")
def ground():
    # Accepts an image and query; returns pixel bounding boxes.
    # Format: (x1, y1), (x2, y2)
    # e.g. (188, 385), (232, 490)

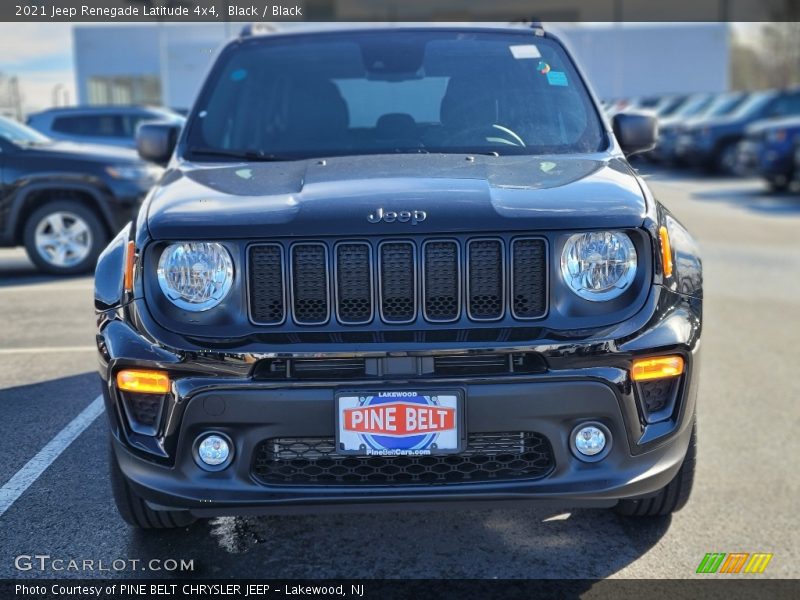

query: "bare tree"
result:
(759, 22), (800, 88)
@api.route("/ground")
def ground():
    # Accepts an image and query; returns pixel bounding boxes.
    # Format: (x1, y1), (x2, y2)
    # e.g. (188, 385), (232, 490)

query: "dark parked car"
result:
(647, 93), (713, 162)
(0, 116), (162, 274)
(676, 89), (800, 172)
(736, 116), (800, 190)
(652, 92), (748, 164)
(27, 106), (184, 149)
(96, 24), (702, 529)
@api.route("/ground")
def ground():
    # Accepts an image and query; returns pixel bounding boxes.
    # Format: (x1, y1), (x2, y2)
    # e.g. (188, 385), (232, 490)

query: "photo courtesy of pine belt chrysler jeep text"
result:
(94, 24), (702, 529)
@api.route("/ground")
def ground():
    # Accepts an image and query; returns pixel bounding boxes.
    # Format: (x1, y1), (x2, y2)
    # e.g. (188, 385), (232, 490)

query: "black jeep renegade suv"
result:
(95, 25), (702, 529)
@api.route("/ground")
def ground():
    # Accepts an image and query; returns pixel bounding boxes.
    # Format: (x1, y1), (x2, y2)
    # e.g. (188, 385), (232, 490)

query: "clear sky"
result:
(0, 23), (76, 112)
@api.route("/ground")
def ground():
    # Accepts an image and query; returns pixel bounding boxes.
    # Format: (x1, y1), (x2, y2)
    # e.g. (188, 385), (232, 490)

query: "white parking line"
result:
(0, 395), (104, 518)
(0, 346), (96, 355)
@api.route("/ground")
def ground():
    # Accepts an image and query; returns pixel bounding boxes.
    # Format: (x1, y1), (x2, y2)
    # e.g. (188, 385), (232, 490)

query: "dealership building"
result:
(72, 20), (730, 112)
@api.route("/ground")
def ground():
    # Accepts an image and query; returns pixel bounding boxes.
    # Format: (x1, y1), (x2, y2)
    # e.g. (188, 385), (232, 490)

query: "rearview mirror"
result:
(612, 112), (658, 157)
(136, 122), (181, 165)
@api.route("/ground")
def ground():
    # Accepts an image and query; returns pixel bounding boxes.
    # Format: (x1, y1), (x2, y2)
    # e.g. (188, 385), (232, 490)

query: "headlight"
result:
(560, 231), (637, 301)
(157, 242), (233, 311)
(106, 164), (163, 182)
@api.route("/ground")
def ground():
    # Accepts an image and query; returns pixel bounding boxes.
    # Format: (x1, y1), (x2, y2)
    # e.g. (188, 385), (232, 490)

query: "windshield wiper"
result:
(186, 146), (294, 162)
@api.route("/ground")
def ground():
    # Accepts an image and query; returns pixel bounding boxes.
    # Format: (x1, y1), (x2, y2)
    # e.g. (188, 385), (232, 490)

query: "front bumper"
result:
(98, 287), (701, 516)
(675, 135), (715, 166)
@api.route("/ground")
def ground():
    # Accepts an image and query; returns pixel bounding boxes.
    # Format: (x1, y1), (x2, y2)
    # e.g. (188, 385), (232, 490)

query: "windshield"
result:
(730, 92), (774, 119)
(185, 30), (606, 160)
(676, 95), (713, 118)
(705, 93), (747, 118)
(656, 97), (687, 117)
(0, 116), (51, 145)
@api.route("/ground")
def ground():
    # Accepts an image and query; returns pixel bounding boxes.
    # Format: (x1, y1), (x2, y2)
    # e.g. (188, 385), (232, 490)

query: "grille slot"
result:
(467, 239), (505, 321)
(248, 244), (285, 324)
(433, 354), (509, 375)
(511, 238), (547, 319)
(291, 243), (329, 325)
(334, 242), (373, 324)
(253, 432), (555, 485)
(423, 240), (460, 322)
(252, 352), (547, 380)
(379, 241), (417, 323)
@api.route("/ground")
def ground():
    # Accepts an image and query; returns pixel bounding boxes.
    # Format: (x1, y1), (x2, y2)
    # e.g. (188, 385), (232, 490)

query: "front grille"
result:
(251, 352), (547, 380)
(248, 236), (547, 327)
(253, 432), (555, 485)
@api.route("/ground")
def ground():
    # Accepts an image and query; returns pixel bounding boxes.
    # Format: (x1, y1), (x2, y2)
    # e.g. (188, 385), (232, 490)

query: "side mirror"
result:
(136, 121), (181, 165)
(612, 112), (658, 157)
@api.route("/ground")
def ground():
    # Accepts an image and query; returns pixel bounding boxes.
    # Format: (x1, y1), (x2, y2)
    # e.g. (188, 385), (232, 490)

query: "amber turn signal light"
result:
(659, 226), (673, 278)
(116, 369), (170, 394)
(631, 356), (684, 382)
(123, 240), (135, 292)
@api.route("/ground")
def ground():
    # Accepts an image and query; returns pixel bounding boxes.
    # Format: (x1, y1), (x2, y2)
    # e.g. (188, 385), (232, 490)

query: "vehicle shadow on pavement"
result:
(125, 507), (671, 579)
(0, 269), (92, 288)
(691, 187), (800, 215)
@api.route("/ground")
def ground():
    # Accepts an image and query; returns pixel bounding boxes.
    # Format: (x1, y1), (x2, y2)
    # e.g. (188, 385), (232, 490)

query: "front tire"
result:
(23, 200), (107, 275)
(614, 420), (696, 518)
(109, 441), (196, 530)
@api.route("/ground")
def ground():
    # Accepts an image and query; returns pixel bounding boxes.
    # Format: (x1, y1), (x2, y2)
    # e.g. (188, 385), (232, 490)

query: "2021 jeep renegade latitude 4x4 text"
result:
(95, 24), (701, 529)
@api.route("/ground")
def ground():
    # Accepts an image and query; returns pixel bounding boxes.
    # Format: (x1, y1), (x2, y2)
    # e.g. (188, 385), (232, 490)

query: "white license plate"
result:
(336, 391), (461, 456)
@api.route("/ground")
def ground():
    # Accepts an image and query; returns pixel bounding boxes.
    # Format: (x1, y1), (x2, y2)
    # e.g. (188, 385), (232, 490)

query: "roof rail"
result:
(509, 18), (545, 34)
(240, 22), (279, 37)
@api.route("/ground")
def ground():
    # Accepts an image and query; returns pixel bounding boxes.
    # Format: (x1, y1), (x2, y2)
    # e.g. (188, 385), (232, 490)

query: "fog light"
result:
(571, 423), (610, 461)
(195, 434), (231, 468)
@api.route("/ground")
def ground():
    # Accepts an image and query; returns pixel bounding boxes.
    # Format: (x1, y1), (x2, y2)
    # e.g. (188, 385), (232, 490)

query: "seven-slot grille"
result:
(248, 237), (547, 326)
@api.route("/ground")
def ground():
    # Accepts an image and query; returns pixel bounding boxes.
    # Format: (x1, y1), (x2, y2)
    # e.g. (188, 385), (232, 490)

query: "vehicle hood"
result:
(146, 154), (648, 239)
(745, 116), (800, 136)
(685, 114), (746, 133)
(26, 141), (142, 164)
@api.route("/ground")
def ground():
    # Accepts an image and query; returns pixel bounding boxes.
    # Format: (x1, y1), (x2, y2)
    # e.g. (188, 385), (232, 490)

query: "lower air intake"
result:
(252, 432), (554, 485)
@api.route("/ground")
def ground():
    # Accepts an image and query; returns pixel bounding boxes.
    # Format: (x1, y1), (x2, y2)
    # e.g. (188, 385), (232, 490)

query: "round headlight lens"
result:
(157, 242), (233, 311)
(560, 231), (637, 301)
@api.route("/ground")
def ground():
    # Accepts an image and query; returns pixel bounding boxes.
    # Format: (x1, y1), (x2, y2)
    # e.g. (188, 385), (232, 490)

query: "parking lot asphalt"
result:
(0, 168), (798, 580)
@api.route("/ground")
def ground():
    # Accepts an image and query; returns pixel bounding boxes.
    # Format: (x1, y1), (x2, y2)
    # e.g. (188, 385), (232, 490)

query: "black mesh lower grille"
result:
(638, 377), (680, 422)
(335, 243), (372, 323)
(512, 238), (547, 318)
(121, 392), (165, 435)
(292, 244), (329, 324)
(423, 241), (459, 322)
(379, 242), (416, 322)
(249, 245), (285, 324)
(468, 239), (504, 320)
(252, 432), (554, 485)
